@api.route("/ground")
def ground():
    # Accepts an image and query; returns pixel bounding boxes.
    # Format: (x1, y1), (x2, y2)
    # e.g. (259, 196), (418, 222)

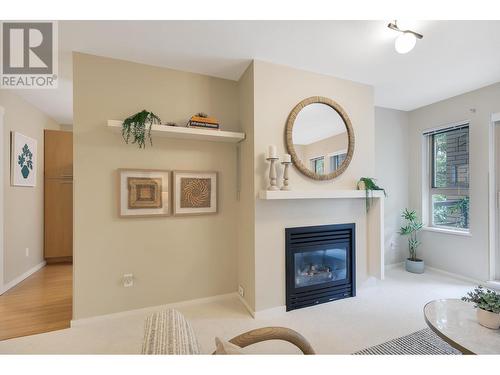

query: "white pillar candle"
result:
(267, 145), (277, 159)
(283, 153), (291, 163)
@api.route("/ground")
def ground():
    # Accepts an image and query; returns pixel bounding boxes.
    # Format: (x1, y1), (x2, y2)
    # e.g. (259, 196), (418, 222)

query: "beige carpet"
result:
(0, 265), (474, 354)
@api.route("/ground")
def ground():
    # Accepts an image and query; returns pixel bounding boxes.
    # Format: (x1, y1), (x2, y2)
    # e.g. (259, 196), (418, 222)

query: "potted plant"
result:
(121, 110), (162, 149)
(462, 286), (500, 329)
(356, 177), (387, 212)
(399, 208), (424, 274)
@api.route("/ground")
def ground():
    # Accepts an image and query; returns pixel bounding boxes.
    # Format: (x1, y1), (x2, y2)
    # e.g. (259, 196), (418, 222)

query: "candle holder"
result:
(281, 161), (292, 190)
(266, 157), (279, 191)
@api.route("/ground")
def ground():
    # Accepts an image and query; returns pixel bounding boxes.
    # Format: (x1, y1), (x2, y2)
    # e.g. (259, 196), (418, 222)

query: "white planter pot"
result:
(476, 308), (500, 329)
(405, 258), (424, 274)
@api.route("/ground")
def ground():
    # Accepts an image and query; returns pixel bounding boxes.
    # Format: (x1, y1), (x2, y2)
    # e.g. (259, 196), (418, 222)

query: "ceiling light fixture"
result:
(388, 21), (423, 54)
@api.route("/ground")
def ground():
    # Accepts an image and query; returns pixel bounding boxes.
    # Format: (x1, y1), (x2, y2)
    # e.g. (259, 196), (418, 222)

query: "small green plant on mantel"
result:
(357, 177), (387, 212)
(122, 110), (162, 149)
(462, 286), (500, 314)
(399, 209), (423, 261)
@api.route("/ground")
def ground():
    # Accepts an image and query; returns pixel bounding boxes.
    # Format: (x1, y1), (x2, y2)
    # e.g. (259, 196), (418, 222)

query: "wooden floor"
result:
(0, 264), (72, 341)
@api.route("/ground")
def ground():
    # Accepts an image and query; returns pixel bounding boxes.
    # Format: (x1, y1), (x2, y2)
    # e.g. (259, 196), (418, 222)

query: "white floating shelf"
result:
(258, 189), (385, 200)
(108, 120), (245, 143)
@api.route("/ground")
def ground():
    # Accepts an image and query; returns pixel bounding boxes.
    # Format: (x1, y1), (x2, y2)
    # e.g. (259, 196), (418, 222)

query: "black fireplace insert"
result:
(285, 223), (355, 311)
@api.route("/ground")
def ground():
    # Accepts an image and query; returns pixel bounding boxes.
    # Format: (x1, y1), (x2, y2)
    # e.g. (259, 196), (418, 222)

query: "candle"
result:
(283, 153), (291, 163)
(267, 145), (277, 159)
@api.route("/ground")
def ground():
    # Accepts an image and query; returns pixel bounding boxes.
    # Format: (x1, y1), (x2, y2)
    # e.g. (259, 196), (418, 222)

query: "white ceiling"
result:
(293, 103), (346, 145)
(11, 20), (500, 124)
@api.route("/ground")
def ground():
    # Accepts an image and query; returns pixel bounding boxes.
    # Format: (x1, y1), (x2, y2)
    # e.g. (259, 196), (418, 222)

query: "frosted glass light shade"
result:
(395, 32), (416, 54)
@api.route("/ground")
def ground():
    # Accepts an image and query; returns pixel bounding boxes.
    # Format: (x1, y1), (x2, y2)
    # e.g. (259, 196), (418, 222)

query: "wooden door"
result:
(44, 130), (73, 261)
(44, 130), (73, 179)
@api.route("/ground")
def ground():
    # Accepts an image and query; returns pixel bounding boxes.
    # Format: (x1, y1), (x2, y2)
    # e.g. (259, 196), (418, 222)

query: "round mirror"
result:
(285, 96), (354, 180)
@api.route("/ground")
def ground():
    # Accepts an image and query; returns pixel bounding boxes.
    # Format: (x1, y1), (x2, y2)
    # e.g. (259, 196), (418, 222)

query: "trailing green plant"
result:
(399, 209), (423, 261)
(462, 286), (500, 313)
(357, 177), (387, 212)
(121, 110), (162, 149)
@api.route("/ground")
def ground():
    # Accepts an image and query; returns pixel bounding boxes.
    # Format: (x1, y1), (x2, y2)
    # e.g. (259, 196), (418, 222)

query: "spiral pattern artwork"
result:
(180, 178), (211, 208)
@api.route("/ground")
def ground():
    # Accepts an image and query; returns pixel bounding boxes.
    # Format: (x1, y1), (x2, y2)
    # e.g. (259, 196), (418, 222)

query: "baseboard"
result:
(425, 265), (483, 285)
(71, 292), (238, 327)
(253, 305), (287, 319)
(46, 256), (72, 264)
(0, 261), (46, 295)
(385, 261), (404, 270)
(237, 294), (255, 318)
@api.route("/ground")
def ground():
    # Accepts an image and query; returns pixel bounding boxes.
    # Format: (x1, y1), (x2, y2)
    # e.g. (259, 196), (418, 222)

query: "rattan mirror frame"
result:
(285, 96), (355, 181)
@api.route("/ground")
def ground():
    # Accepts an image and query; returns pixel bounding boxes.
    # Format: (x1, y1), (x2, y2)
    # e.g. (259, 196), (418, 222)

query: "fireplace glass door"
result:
(294, 246), (347, 288)
(286, 223), (355, 311)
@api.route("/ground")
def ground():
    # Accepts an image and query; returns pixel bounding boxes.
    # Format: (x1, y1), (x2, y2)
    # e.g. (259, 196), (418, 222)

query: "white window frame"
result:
(422, 121), (471, 235)
(309, 155), (325, 174)
(326, 149), (348, 173)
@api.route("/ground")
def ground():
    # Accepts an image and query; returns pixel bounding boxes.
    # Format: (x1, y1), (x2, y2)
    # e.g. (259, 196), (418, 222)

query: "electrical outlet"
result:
(25, 248), (29, 257)
(390, 235), (399, 250)
(238, 285), (245, 297)
(123, 273), (134, 287)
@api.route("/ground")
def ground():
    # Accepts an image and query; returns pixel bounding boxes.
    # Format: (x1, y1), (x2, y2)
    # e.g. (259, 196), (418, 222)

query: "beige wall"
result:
(59, 124), (73, 132)
(73, 53), (240, 319)
(70, 54), (434, 317)
(236, 63), (256, 311)
(252, 61), (375, 311)
(408, 82), (500, 281)
(0, 91), (60, 284)
(374, 107), (410, 265)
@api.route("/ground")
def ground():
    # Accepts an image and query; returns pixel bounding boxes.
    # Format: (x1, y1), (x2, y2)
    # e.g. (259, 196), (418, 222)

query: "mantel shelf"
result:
(107, 120), (245, 143)
(258, 189), (385, 200)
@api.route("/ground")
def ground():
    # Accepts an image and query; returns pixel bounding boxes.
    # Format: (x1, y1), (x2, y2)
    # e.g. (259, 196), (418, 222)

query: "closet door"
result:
(44, 130), (73, 179)
(44, 179), (73, 259)
(44, 130), (73, 261)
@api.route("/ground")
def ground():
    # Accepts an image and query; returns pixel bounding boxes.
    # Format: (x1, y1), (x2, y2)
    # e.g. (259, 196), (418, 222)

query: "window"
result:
(425, 124), (469, 231)
(329, 152), (347, 173)
(310, 156), (324, 174)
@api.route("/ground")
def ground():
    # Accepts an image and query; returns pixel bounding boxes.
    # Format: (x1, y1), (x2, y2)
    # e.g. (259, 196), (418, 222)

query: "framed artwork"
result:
(11, 132), (37, 187)
(118, 169), (170, 217)
(173, 171), (218, 216)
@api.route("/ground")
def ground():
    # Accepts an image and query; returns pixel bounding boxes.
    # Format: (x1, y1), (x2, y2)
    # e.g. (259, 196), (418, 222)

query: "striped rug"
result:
(142, 309), (200, 355)
(354, 328), (461, 355)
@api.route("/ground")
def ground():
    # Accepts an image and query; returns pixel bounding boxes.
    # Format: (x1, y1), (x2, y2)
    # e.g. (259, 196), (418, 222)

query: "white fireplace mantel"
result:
(258, 189), (385, 280)
(258, 189), (385, 200)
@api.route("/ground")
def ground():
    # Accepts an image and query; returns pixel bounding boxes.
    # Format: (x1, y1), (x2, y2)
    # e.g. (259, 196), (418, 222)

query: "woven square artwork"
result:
(128, 177), (162, 209)
(174, 171), (217, 215)
(180, 177), (211, 208)
(118, 169), (170, 217)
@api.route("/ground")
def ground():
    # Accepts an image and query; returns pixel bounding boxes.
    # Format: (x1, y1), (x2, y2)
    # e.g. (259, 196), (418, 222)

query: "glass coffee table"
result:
(424, 299), (500, 354)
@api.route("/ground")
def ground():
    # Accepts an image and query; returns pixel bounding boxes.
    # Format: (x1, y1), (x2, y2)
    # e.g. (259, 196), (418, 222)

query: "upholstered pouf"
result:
(142, 309), (200, 355)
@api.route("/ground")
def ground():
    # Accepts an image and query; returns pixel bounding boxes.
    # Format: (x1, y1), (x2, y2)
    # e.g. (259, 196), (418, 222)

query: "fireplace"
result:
(285, 223), (355, 311)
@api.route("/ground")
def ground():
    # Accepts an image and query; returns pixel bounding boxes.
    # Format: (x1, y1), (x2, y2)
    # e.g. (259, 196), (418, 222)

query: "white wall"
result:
(374, 107), (409, 265)
(408, 82), (500, 281)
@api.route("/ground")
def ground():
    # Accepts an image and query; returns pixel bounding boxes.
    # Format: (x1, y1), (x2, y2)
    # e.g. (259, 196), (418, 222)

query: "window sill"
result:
(422, 226), (471, 237)
(486, 281), (500, 291)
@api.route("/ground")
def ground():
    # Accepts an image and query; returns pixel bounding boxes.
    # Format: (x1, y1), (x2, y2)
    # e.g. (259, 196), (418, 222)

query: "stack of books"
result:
(187, 114), (220, 130)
